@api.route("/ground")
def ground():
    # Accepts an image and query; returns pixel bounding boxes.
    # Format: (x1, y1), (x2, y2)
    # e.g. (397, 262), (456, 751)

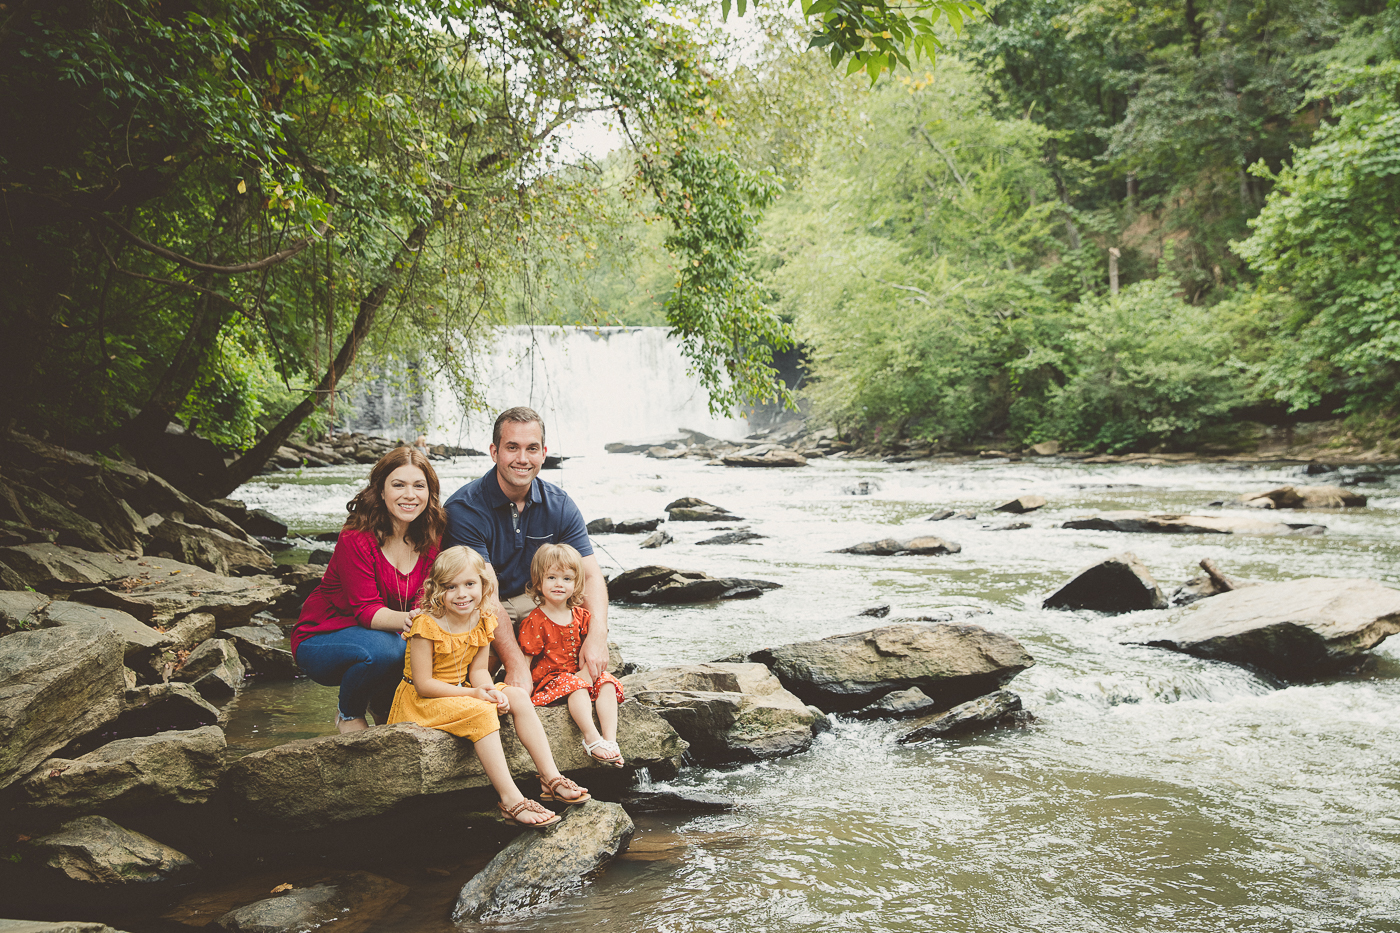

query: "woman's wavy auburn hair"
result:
(526, 542), (586, 609)
(418, 546), (494, 617)
(344, 446), (446, 552)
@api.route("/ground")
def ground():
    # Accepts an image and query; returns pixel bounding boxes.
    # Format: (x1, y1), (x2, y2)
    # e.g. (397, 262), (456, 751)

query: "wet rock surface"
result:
(836, 536), (961, 556)
(1061, 510), (1325, 536)
(0, 923), (133, 933)
(664, 498), (742, 522)
(994, 495), (1047, 513)
(696, 531), (768, 546)
(30, 815), (197, 885)
(1238, 485), (1366, 509)
(453, 802), (634, 922)
(587, 518), (662, 534)
(1145, 577), (1400, 677)
(750, 621), (1035, 713)
(21, 726), (226, 814)
(618, 789), (738, 813)
(848, 686), (941, 720)
(607, 565), (781, 604)
(1043, 552), (1168, 613)
(216, 871), (408, 933)
(898, 691), (1026, 742)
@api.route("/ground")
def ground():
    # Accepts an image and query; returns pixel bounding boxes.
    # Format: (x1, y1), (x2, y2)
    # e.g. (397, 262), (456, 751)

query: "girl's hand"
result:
(484, 688), (509, 713)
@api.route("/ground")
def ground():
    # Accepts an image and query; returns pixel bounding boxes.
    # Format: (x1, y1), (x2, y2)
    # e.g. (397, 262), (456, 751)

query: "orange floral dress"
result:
(517, 606), (624, 706)
(387, 611), (502, 742)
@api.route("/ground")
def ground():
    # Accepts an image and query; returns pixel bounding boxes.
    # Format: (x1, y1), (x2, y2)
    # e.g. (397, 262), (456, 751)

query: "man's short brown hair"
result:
(492, 406), (545, 448)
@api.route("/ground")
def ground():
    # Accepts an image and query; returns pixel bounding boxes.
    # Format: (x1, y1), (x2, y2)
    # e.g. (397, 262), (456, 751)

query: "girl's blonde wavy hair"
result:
(526, 543), (586, 609)
(417, 546), (495, 618)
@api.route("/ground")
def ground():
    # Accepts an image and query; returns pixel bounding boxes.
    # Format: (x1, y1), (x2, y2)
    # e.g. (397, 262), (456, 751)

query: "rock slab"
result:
(217, 871), (408, 933)
(1061, 511), (1324, 536)
(31, 815), (197, 885)
(751, 621), (1035, 713)
(836, 536), (961, 556)
(1043, 552), (1168, 613)
(608, 566), (780, 604)
(453, 802), (634, 921)
(1145, 577), (1400, 678)
(21, 726), (226, 813)
(1239, 485), (1366, 509)
(994, 495), (1046, 514)
(898, 690), (1025, 742)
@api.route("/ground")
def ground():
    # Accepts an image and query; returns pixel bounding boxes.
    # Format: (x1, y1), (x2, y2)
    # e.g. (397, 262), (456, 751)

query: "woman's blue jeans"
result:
(294, 626), (405, 722)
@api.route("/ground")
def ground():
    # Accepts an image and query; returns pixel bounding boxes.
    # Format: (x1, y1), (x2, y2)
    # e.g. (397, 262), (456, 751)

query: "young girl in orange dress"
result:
(517, 543), (626, 768)
(387, 545), (591, 827)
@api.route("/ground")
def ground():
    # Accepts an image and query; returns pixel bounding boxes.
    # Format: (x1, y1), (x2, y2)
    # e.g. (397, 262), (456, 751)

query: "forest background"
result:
(3, 0), (1399, 493)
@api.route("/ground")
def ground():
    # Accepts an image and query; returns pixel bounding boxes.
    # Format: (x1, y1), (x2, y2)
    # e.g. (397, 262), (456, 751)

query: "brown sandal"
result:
(498, 797), (560, 828)
(540, 774), (591, 804)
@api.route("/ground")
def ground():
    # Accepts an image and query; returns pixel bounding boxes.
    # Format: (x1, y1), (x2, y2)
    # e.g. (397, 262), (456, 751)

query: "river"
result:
(209, 450), (1400, 933)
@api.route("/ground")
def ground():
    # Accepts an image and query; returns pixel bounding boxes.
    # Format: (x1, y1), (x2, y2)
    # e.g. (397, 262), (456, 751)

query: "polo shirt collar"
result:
(482, 466), (542, 510)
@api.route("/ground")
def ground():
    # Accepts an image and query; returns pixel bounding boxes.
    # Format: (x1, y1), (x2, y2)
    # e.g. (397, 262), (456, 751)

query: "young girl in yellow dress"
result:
(388, 545), (590, 827)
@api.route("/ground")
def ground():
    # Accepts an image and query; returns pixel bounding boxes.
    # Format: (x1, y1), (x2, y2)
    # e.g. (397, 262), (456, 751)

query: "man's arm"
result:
(482, 562), (533, 691)
(577, 553), (610, 681)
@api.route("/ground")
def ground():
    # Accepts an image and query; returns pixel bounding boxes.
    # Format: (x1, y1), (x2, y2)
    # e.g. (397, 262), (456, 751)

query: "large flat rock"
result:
(0, 623), (126, 789)
(21, 726), (226, 814)
(1239, 485), (1366, 509)
(216, 871), (407, 933)
(1061, 511), (1324, 536)
(1145, 578), (1400, 678)
(621, 663), (825, 762)
(30, 815), (197, 885)
(750, 621), (1035, 713)
(224, 703), (686, 830)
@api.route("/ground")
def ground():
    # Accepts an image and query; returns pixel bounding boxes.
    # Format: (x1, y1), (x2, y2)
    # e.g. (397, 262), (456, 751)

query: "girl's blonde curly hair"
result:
(417, 546), (495, 618)
(526, 543), (586, 608)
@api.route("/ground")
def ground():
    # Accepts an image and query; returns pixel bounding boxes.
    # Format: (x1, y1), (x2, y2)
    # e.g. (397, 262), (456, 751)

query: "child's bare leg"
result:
(567, 688), (602, 744)
(473, 731), (551, 825)
(502, 685), (585, 799)
(595, 686), (619, 743)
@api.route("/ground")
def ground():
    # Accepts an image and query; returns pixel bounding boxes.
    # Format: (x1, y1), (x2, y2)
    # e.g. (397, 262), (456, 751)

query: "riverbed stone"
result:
(1238, 485), (1367, 509)
(38, 601), (169, 672)
(1061, 511), (1325, 536)
(31, 816), (197, 885)
(607, 565), (781, 604)
(836, 536), (961, 556)
(638, 530), (672, 549)
(1043, 552), (1168, 613)
(721, 450), (807, 468)
(20, 726), (226, 813)
(224, 703), (686, 830)
(1145, 577), (1400, 677)
(0, 922), (133, 932)
(622, 663), (824, 762)
(665, 498), (741, 521)
(147, 516), (274, 576)
(73, 566), (293, 628)
(994, 495), (1047, 514)
(749, 621), (1035, 713)
(898, 690), (1025, 743)
(0, 623), (125, 789)
(175, 638), (245, 701)
(453, 802), (634, 922)
(216, 871), (408, 933)
(617, 789), (737, 813)
(696, 531), (767, 546)
(113, 683), (221, 737)
(221, 624), (297, 679)
(848, 686), (941, 720)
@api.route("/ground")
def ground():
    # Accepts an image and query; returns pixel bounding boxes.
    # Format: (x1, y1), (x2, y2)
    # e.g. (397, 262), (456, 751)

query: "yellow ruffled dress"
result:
(387, 611), (501, 742)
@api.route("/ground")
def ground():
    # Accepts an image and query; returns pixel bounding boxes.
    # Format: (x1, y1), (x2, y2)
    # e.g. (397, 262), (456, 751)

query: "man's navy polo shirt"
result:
(442, 467), (593, 599)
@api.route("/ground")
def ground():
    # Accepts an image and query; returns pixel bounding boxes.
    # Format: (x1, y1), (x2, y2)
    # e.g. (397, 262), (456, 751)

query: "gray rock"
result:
(1145, 578), (1400, 678)
(216, 871), (408, 933)
(0, 623), (125, 789)
(617, 789), (737, 813)
(696, 531), (767, 546)
(721, 451), (807, 468)
(925, 510), (956, 521)
(622, 663), (824, 762)
(1030, 441), (1061, 456)
(453, 802), (634, 921)
(898, 690), (1025, 742)
(1061, 511), (1324, 536)
(638, 530), (672, 549)
(665, 498), (741, 522)
(607, 566), (780, 604)
(114, 682), (222, 736)
(836, 536), (961, 556)
(147, 516), (274, 576)
(0, 590), (49, 634)
(221, 625), (297, 679)
(750, 621), (1035, 713)
(224, 704), (686, 830)
(984, 521), (1031, 531)
(1043, 552), (1168, 613)
(9, 483), (115, 553)
(994, 495), (1047, 514)
(0, 544), (140, 590)
(586, 517), (616, 534)
(242, 509), (290, 540)
(0, 922), (133, 933)
(858, 603), (891, 618)
(31, 815), (197, 885)
(1238, 485), (1366, 509)
(849, 686), (940, 720)
(176, 638), (246, 701)
(39, 601), (168, 673)
(20, 726), (226, 813)
(614, 518), (662, 534)
(74, 564), (293, 628)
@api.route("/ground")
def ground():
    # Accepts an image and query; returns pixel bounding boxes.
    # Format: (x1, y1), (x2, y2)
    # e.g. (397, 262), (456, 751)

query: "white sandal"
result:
(583, 737), (625, 768)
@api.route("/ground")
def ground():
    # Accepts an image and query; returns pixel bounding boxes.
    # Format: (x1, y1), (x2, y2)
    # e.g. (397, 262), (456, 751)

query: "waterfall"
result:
(337, 326), (752, 455)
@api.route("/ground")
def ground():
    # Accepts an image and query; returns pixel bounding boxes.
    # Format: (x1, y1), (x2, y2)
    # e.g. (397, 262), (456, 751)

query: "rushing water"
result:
(210, 452), (1400, 933)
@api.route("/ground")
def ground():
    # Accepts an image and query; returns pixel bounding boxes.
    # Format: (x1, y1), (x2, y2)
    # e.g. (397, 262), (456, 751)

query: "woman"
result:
(291, 447), (446, 733)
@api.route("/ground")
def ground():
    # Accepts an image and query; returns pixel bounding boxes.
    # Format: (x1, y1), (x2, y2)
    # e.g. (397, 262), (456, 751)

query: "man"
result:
(442, 407), (609, 691)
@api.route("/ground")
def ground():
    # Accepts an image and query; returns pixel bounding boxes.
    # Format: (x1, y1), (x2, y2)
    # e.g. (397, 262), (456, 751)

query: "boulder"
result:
(0, 590), (48, 635)
(638, 531), (672, 549)
(0, 623), (125, 789)
(617, 789), (737, 813)
(994, 495), (1047, 514)
(1042, 552), (1168, 613)
(75, 565), (293, 628)
(586, 517), (616, 534)
(721, 450), (807, 468)
(30, 816), (197, 885)
(665, 498), (741, 522)
(223, 703), (686, 830)
(1144, 578), (1400, 678)
(37, 601), (168, 672)
(696, 531), (767, 546)
(835, 536), (961, 556)
(242, 509), (290, 540)
(1168, 559), (1247, 608)
(848, 686), (940, 720)
(1238, 485), (1366, 509)
(614, 518), (661, 534)
(749, 621), (1035, 713)
(898, 691), (1025, 743)
(111, 683), (221, 738)
(984, 521), (1031, 531)
(0, 544), (142, 591)
(1061, 511), (1325, 536)
(221, 625), (297, 679)
(0, 922), (132, 932)
(646, 445), (689, 460)
(146, 516), (274, 576)
(607, 566), (780, 604)
(175, 638), (246, 702)
(453, 802), (634, 922)
(606, 435), (694, 454)
(216, 871), (408, 933)
(621, 663), (824, 762)
(9, 483), (115, 553)
(20, 726), (226, 813)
